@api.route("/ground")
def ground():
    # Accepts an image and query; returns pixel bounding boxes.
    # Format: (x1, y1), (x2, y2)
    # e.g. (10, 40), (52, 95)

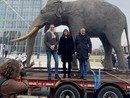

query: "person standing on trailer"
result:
(44, 24), (60, 80)
(75, 28), (92, 80)
(58, 29), (74, 78)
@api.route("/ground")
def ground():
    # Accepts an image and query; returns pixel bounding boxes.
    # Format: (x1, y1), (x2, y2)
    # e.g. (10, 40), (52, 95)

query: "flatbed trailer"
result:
(23, 67), (130, 98)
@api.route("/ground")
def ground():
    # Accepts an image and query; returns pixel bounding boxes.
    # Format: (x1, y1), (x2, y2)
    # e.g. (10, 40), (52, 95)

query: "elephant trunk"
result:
(26, 32), (37, 67)
(25, 14), (45, 67)
(10, 13), (45, 67)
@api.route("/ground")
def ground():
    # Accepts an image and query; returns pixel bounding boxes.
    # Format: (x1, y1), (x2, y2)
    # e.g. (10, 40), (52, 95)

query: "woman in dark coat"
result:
(58, 29), (74, 78)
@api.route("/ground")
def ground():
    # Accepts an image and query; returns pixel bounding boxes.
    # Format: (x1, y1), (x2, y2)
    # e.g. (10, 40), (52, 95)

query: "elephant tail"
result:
(124, 20), (130, 55)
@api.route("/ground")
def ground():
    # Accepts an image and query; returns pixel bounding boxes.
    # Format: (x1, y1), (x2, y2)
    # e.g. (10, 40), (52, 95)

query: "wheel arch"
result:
(96, 83), (126, 97)
(55, 81), (84, 95)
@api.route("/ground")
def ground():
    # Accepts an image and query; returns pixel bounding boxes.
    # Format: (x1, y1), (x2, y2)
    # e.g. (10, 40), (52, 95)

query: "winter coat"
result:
(58, 36), (74, 62)
(75, 34), (92, 59)
(44, 31), (59, 51)
(0, 77), (28, 98)
(112, 54), (116, 65)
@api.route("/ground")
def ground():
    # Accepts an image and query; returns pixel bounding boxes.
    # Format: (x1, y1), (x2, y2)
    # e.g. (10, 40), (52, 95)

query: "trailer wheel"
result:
(55, 84), (80, 98)
(97, 86), (123, 98)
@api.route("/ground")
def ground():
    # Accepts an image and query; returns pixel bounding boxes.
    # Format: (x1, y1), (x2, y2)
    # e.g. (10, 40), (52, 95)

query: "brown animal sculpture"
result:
(11, 0), (130, 70)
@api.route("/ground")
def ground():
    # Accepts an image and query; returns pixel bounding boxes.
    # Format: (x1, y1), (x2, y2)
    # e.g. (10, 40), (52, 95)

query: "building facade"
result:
(0, 0), (47, 55)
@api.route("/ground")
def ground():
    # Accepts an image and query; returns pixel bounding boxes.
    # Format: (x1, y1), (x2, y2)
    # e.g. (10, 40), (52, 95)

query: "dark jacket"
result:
(75, 34), (92, 59)
(44, 31), (59, 51)
(112, 54), (116, 65)
(58, 36), (74, 62)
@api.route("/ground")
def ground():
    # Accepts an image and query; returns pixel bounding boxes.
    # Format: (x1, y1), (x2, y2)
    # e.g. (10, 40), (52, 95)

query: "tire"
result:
(55, 84), (80, 98)
(79, 90), (85, 98)
(97, 86), (123, 98)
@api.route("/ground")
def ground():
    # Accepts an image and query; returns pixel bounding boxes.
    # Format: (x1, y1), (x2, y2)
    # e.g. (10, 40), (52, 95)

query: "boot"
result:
(63, 74), (66, 78)
(63, 62), (66, 78)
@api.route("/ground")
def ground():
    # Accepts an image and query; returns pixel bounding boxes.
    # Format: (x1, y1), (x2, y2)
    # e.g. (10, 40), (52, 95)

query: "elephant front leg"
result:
(68, 16), (91, 70)
(68, 24), (81, 70)
(100, 37), (113, 70)
(26, 33), (37, 67)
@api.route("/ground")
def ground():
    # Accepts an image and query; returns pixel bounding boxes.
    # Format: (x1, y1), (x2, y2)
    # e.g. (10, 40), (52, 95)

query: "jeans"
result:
(46, 50), (59, 75)
(78, 57), (88, 78)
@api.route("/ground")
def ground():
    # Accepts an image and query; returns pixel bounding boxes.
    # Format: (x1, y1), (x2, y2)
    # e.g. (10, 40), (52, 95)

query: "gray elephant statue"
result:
(11, 0), (130, 70)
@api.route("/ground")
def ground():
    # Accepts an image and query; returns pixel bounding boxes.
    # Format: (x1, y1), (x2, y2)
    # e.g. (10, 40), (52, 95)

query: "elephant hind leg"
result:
(105, 32), (128, 70)
(100, 36), (113, 70)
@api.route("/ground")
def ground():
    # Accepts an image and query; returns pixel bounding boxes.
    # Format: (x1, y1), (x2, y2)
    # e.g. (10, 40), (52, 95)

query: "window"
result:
(6, 21), (16, 28)
(0, 21), (4, 28)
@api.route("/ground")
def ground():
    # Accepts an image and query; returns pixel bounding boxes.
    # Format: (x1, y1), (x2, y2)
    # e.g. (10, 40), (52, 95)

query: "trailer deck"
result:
(24, 67), (130, 82)
(22, 67), (130, 98)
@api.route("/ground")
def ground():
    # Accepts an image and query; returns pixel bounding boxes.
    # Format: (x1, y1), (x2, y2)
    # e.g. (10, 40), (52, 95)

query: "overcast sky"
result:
(56, 0), (130, 49)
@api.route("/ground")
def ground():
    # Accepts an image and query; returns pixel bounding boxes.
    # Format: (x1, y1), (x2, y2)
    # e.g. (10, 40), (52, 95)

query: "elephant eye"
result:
(40, 9), (46, 14)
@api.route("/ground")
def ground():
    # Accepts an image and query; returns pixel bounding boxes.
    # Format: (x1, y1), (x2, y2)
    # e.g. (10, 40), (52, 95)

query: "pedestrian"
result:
(58, 29), (74, 78)
(112, 53), (116, 68)
(127, 55), (130, 69)
(75, 28), (92, 80)
(44, 24), (60, 80)
(37, 53), (40, 59)
(4, 50), (8, 58)
(0, 59), (28, 98)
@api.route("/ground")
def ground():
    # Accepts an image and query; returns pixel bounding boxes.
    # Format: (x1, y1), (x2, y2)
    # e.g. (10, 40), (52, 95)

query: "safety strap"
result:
(104, 71), (130, 85)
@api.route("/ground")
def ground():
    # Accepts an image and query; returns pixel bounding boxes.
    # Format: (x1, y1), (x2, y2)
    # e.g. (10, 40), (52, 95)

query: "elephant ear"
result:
(44, 25), (50, 33)
(54, 1), (64, 18)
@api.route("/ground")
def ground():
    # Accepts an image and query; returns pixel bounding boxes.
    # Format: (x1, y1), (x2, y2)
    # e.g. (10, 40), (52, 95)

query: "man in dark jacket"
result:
(75, 28), (92, 80)
(44, 24), (60, 80)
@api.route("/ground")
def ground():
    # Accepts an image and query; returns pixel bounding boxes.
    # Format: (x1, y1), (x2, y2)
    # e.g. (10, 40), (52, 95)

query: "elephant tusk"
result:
(11, 27), (39, 42)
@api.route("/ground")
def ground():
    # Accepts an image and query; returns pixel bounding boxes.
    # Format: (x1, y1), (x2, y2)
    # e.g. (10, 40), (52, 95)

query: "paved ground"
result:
(29, 55), (103, 69)
(0, 57), (5, 65)
(2, 54), (103, 67)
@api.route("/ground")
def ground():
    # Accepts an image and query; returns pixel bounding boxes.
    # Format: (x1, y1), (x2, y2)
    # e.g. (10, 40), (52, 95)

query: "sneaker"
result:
(63, 75), (66, 78)
(55, 74), (61, 80)
(68, 75), (71, 78)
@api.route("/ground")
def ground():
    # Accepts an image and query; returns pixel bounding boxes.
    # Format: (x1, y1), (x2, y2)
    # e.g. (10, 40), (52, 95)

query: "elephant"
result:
(11, 0), (130, 70)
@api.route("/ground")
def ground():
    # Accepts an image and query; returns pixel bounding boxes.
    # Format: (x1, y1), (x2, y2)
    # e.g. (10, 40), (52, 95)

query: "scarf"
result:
(50, 31), (56, 39)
